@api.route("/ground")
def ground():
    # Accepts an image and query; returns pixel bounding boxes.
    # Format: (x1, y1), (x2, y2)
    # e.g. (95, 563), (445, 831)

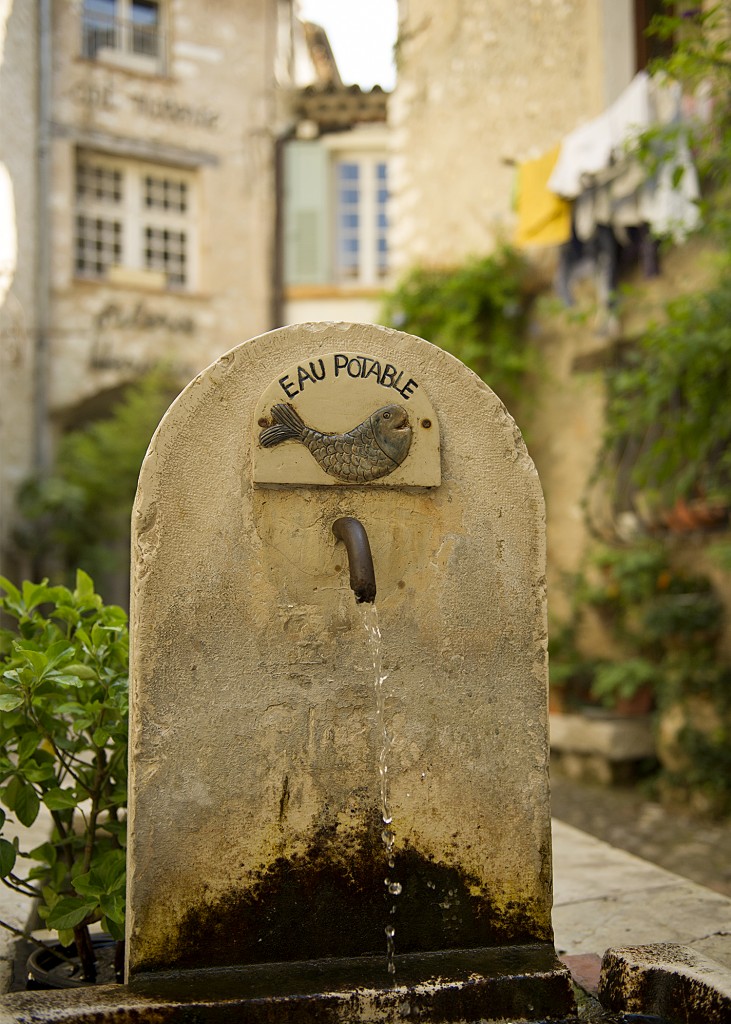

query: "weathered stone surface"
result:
(127, 322), (552, 978)
(599, 943), (731, 1023)
(552, 822), (731, 966)
(0, 946), (575, 1023)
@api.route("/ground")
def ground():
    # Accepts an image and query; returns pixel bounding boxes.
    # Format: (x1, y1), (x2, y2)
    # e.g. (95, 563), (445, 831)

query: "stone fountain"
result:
(0, 322), (578, 1021)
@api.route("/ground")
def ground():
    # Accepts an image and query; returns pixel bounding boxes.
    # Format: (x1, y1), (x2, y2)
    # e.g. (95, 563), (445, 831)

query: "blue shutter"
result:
(283, 141), (330, 285)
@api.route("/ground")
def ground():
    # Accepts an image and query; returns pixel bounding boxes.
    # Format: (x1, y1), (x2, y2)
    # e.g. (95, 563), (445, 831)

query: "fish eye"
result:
(383, 412), (391, 420)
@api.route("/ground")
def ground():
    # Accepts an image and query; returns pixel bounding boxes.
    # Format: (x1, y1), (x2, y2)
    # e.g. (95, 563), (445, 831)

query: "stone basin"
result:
(0, 944), (575, 1023)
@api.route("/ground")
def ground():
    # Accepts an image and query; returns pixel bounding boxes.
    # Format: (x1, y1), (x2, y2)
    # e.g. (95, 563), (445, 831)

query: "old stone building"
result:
(0, 0), (296, 577)
(389, 0), (731, 785)
(390, 0), (661, 269)
(282, 81), (390, 326)
(0, 1), (396, 581)
(388, 0), (693, 595)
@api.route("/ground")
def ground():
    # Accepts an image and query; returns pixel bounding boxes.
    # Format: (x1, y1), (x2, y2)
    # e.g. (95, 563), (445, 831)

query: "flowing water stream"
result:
(360, 603), (401, 979)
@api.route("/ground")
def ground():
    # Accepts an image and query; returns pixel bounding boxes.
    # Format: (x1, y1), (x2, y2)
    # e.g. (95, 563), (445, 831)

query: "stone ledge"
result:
(0, 945), (576, 1023)
(599, 943), (731, 1023)
(550, 711), (655, 761)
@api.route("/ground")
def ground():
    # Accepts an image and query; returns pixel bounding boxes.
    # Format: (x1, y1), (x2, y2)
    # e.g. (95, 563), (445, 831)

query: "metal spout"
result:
(332, 517), (377, 603)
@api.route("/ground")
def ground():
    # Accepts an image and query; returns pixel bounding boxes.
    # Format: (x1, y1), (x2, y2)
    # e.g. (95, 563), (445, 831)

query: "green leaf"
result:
(72, 872), (105, 899)
(101, 914), (125, 941)
(15, 782), (40, 827)
(97, 850), (126, 892)
(22, 761), (56, 783)
(47, 674), (85, 688)
(61, 663), (98, 681)
(44, 641), (75, 672)
(92, 728), (110, 747)
(0, 838), (16, 876)
(0, 695), (23, 712)
(17, 732), (40, 763)
(46, 897), (97, 931)
(42, 788), (78, 811)
(75, 570), (95, 599)
(21, 580), (52, 613)
(0, 577), (21, 606)
(99, 892), (125, 924)
(17, 649), (47, 679)
(29, 841), (57, 866)
(2, 775), (22, 811)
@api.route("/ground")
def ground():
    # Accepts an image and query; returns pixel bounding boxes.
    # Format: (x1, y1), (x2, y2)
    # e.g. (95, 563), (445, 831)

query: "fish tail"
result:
(259, 403), (307, 448)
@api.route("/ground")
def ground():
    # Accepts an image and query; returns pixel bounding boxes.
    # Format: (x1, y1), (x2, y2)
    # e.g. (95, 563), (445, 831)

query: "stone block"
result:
(550, 711), (655, 761)
(599, 943), (731, 1023)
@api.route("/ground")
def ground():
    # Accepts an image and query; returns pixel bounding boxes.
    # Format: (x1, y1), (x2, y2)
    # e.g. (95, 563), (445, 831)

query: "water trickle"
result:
(360, 602), (401, 980)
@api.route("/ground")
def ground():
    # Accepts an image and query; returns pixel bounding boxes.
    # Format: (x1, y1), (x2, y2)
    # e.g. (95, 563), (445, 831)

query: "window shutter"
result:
(283, 141), (329, 285)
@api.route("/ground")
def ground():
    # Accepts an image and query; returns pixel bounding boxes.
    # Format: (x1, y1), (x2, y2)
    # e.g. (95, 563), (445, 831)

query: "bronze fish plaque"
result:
(259, 403), (412, 483)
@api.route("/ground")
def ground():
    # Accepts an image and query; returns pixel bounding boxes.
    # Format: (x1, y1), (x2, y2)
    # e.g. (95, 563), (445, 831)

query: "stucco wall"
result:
(388, 0), (731, 640)
(0, 0), (37, 577)
(390, 0), (633, 270)
(47, 0), (278, 415)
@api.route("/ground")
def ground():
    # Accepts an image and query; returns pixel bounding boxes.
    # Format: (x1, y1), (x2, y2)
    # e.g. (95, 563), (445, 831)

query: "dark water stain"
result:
(2, 946), (578, 1022)
(137, 815), (551, 973)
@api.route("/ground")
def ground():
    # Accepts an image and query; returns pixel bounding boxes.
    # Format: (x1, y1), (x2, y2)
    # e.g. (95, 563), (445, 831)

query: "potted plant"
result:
(589, 657), (657, 717)
(0, 571), (128, 985)
(548, 625), (599, 714)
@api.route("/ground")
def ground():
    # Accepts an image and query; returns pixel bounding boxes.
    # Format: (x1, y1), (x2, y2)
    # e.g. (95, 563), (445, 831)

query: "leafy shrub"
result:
(15, 370), (176, 597)
(0, 572), (128, 981)
(604, 276), (731, 510)
(381, 248), (537, 408)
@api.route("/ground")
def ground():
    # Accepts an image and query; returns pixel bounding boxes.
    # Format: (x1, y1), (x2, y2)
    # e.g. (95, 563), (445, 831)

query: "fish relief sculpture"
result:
(259, 403), (412, 483)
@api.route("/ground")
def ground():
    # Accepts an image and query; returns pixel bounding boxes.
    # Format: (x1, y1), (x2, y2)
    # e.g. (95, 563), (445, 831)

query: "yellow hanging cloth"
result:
(515, 144), (571, 247)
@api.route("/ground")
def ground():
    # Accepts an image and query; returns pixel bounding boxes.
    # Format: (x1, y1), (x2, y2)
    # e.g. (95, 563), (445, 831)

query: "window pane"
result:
(144, 174), (188, 213)
(376, 163), (389, 277)
(75, 214), (122, 276)
(338, 163), (359, 181)
(82, 0), (117, 57)
(132, 0), (158, 24)
(76, 159), (122, 203)
(335, 159), (361, 280)
(131, 0), (159, 55)
(144, 226), (188, 288)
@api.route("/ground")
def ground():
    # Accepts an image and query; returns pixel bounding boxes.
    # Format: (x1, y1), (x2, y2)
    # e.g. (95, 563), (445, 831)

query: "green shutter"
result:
(283, 141), (330, 285)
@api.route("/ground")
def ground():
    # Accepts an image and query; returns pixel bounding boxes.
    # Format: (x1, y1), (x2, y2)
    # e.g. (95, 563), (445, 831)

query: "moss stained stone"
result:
(139, 816), (550, 973)
(127, 322), (557, 1004)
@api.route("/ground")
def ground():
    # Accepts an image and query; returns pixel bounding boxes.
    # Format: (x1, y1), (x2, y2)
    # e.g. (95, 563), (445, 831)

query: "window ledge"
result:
(77, 51), (165, 78)
(284, 284), (388, 300)
(70, 274), (210, 300)
(107, 266), (167, 290)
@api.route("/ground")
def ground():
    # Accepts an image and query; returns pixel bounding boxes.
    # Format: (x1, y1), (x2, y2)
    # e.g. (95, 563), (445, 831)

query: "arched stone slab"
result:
(127, 322), (552, 979)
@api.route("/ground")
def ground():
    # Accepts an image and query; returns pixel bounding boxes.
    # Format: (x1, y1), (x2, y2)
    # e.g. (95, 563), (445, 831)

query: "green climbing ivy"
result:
(380, 247), (537, 409)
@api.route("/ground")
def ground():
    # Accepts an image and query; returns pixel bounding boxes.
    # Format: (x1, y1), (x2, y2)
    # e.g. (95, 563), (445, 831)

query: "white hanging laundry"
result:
(548, 73), (653, 199)
(547, 110), (613, 199)
(640, 140), (701, 242)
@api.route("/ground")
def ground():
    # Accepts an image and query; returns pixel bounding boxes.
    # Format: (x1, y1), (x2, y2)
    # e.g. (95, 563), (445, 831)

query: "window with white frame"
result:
(75, 151), (195, 290)
(334, 156), (389, 285)
(283, 138), (390, 289)
(81, 0), (164, 70)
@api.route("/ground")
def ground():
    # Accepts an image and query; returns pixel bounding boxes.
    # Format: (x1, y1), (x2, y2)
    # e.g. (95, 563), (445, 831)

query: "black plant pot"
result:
(26, 934), (122, 989)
